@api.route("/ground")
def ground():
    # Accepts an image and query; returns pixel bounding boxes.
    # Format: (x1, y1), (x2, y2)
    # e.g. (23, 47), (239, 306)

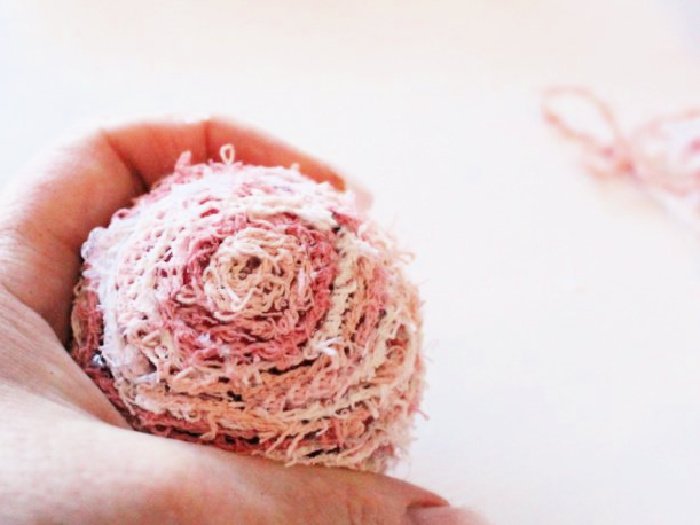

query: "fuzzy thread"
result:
(70, 146), (423, 472)
(543, 87), (700, 230)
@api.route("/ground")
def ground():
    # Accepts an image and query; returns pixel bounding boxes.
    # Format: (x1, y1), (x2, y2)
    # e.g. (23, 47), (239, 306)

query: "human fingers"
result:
(0, 118), (348, 339)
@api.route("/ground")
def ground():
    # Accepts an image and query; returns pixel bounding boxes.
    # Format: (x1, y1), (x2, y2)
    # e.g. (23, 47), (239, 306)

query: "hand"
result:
(0, 119), (471, 524)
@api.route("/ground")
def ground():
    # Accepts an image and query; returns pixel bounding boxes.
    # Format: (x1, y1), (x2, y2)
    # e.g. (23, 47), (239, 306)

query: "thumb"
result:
(168, 444), (471, 525)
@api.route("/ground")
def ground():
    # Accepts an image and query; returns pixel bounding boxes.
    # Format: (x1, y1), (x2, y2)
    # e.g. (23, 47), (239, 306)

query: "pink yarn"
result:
(70, 147), (423, 472)
(543, 87), (700, 228)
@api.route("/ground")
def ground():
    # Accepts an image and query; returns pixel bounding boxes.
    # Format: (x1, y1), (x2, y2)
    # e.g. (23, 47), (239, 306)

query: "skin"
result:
(0, 119), (460, 524)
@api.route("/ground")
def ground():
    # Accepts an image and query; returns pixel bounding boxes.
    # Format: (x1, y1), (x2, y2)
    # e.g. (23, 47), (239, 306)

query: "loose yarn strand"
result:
(541, 86), (633, 178)
(543, 86), (700, 231)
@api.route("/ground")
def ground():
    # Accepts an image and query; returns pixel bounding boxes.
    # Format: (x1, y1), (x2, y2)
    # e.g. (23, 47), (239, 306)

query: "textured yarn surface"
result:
(70, 146), (423, 472)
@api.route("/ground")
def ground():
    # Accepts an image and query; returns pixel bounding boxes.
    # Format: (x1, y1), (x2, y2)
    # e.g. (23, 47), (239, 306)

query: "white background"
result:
(2, 1), (700, 524)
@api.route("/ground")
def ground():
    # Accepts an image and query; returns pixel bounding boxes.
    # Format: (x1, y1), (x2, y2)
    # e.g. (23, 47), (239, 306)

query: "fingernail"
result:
(344, 178), (373, 212)
(406, 506), (485, 525)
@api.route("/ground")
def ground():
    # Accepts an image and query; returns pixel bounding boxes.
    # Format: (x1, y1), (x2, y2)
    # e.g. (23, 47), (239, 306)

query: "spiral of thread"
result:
(71, 147), (423, 472)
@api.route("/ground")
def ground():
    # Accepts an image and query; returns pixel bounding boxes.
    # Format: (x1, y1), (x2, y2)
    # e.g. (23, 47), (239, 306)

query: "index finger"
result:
(0, 118), (346, 339)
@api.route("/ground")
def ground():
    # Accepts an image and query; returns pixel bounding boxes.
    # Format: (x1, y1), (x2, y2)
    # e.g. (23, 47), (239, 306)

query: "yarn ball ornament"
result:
(70, 146), (423, 472)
